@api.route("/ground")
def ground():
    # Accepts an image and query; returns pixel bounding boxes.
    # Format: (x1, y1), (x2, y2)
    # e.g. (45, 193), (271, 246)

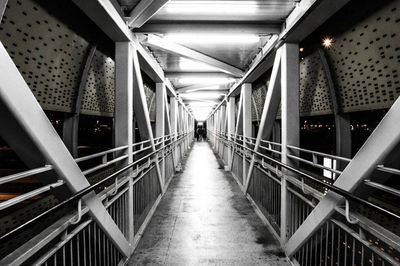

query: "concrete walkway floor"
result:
(129, 142), (290, 266)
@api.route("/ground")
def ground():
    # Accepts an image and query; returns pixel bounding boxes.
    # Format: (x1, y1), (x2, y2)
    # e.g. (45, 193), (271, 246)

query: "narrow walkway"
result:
(129, 142), (289, 265)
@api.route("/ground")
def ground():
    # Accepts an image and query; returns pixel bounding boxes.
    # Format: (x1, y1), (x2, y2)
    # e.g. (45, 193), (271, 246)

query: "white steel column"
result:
(115, 42), (135, 244)
(219, 104), (226, 157)
(280, 43), (300, 243)
(131, 45), (164, 193)
(244, 50), (282, 192)
(156, 82), (166, 185)
(227, 97), (235, 170)
(170, 96), (178, 166)
(242, 83), (252, 186)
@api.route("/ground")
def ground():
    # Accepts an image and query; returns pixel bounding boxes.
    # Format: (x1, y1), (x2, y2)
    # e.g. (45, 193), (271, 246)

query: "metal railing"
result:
(208, 129), (400, 266)
(0, 131), (194, 265)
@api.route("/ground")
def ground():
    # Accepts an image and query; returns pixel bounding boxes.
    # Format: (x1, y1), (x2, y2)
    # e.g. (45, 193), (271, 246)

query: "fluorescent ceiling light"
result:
(189, 102), (217, 107)
(164, 1), (258, 15)
(179, 60), (218, 71)
(165, 33), (260, 45)
(180, 92), (224, 99)
(178, 77), (235, 85)
(184, 85), (221, 93)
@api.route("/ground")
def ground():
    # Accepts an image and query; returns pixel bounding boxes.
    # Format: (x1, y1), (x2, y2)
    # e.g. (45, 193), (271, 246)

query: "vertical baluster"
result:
(83, 228), (87, 266)
(77, 234), (80, 266)
(331, 223), (334, 266)
(351, 237), (355, 266)
(337, 227), (341, 266)
(344, 233), (348, 265)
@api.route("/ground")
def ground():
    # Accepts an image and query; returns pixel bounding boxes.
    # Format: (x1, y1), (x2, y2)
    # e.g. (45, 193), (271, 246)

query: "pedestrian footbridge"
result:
(0, 0), (400, 265)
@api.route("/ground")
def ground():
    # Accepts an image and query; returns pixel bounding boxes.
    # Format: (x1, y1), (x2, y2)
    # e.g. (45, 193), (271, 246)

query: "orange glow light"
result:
(322, 37), (333, 48)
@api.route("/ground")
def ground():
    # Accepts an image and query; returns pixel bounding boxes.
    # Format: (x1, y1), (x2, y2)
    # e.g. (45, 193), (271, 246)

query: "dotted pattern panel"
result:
(328, 1), (400, 112)
(252, 82), (268, 121)
(145, 84), (156, 122)
(81, 50), (115, 116)
(299, 52), (333, 116)
(0, 0), (89, 113)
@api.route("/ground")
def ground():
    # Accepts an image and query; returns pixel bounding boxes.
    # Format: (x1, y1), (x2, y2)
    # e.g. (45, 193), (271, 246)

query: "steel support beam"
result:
(63, 46), (97, 158)
(244, 49), (282, 192)
(115, 42), (135, 243)
(242, 83), (252, 187)
(73, 0), (168, 85)
(127, 0), (169, 29)
(226, 97), (235, 170)
(280, 43), (299, 243)
(156, 82), (166, 184)
(170, 96), (178, 166)
(144, 34), (244, 77)
(0, 43), (131, 257)
(134, 22), (281, 35)
(286, 95), (400, 256)
(132, 46), (164, 193)
(72, 0), (131, 42)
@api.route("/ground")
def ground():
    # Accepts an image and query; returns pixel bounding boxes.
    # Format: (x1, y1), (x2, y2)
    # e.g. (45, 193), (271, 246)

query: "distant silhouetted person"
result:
(196, 126), (204, 141)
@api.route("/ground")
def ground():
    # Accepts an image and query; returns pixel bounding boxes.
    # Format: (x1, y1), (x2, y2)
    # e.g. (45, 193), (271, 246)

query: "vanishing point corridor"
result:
(129, 142), (289, 265)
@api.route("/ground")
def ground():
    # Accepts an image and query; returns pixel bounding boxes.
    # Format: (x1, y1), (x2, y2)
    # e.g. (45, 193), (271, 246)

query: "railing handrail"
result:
(0, 131), (193, 242)
(208, 129), (400, 222)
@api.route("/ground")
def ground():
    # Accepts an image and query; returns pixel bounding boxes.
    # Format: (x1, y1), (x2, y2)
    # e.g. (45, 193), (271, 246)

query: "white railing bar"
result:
(364, 180), (400, 197)
(287, 145), (351, 162)
(287, 154), (342, 175)
(82, 155), (129, 176)
(75, 146), (128, 163)
(259, 144), (282, 155)
(0, 181), (64, 211)
(377, 164), (400, 176)
(0, 165), (53, 185)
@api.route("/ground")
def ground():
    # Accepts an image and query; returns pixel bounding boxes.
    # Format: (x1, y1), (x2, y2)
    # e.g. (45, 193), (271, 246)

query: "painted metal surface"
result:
(0, 43), (131, 257)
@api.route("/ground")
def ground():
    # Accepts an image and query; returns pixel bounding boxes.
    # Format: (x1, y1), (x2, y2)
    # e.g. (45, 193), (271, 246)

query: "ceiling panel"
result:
(150, 0), (297, 22)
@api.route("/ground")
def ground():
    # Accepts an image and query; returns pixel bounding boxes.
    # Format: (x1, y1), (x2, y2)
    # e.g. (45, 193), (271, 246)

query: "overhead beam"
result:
(282, 0), (350, 42)
(166, 72), (233, 80)
(286, 95), (400, 256)
(134, 22), (281, 34)
(127, 0), (169, 29)
(73, 0), (169, 86)
(72, 0), (131, 42)
(144, 34), (244, 77)
(132, 38), (165, 82)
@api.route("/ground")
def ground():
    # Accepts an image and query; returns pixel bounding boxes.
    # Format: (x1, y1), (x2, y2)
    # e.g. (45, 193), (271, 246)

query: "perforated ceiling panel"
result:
(327, 1), (400, 113)
(81, 50), (115, 117)
(0, 0), (118, 117)
(299, 52), (333, 116)
(0, 0), (89, 113)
